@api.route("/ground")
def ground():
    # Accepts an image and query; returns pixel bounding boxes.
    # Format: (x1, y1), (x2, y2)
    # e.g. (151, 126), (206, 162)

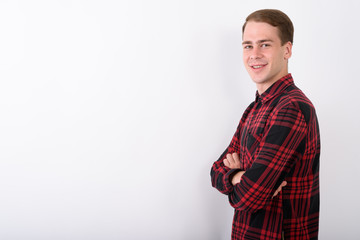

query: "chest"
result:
(239, 101), (276, 168)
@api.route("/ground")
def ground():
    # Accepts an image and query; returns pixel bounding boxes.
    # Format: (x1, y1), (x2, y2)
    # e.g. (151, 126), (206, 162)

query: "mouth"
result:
(250, 64), (267, 70)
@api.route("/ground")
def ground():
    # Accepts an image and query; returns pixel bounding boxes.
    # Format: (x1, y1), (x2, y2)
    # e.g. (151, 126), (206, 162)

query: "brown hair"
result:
(242, 9), (294, 45)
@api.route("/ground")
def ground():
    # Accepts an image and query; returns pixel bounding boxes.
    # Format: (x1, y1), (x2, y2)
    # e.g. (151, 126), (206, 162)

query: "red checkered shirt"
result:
(211, 74), (320, 239)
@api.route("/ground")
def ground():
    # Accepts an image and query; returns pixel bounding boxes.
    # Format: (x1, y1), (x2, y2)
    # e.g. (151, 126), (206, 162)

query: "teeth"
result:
(253, 65), (262, 69)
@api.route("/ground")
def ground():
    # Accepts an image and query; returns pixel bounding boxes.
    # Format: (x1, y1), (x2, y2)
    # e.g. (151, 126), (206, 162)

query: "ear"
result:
(283, 41), (292, 60)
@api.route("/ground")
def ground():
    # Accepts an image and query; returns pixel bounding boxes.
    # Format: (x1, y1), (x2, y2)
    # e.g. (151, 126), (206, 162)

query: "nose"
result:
(250, 46), (262, 60)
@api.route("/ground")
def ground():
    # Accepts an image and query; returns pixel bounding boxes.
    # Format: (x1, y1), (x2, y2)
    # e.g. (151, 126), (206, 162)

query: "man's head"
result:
(242, 9), (294, 94)
(242, 9), (294, 45)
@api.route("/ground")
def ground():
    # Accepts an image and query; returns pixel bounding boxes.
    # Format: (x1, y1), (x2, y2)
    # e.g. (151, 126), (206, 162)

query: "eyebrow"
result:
(242, 39), (274, 45)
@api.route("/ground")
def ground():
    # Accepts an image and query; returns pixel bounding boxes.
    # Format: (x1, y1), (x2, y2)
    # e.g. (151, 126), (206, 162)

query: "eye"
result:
(261, 43), (270, 48)
(244, 45), (252, 49)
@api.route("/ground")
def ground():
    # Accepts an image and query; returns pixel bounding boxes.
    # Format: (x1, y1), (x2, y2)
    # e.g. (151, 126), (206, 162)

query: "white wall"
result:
(0, 0), (359, 239)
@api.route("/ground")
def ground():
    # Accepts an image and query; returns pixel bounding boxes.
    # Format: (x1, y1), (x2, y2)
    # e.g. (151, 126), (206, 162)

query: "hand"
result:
(231, 171), (245, 186)
(272, 181), (287, 198)
(223, 152), (241, 169)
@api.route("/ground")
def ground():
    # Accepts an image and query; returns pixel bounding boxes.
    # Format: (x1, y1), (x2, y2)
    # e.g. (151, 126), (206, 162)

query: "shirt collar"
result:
(255, 73), (294, 103)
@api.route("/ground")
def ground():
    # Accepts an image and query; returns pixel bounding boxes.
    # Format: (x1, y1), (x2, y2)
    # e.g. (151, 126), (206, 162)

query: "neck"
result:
(256, 71), (289, 95)
(256, 79), (278, 95)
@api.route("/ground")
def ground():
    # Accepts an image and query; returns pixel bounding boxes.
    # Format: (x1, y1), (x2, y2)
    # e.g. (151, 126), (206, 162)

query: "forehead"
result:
(243, 21), (281, 43)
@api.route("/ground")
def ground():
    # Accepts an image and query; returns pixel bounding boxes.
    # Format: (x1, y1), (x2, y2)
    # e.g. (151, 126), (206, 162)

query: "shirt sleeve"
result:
(229, 102), (308, 212)
(210, 134), (240, 195)
(210, 104), (253, 195)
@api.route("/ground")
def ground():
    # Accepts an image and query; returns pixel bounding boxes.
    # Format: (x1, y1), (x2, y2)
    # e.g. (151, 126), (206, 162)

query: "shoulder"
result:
(276, 85), (316, 125)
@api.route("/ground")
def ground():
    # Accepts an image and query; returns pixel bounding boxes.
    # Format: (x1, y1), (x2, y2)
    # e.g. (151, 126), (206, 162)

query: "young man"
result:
(211, 9), (320, 239)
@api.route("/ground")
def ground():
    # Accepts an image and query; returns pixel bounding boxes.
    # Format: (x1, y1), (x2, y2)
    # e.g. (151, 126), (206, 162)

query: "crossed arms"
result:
(211, 102), (308, 212)
(224, 152), (287, 198)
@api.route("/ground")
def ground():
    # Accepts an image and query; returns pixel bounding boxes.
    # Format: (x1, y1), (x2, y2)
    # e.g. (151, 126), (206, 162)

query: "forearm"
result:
(211, 156), (238, 195)
(211, 116), (246, 195)
(228, 166), (284, 212)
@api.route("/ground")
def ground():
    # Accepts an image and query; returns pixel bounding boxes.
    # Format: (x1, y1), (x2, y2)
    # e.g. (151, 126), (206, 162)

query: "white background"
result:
(0, 0), (359, 239)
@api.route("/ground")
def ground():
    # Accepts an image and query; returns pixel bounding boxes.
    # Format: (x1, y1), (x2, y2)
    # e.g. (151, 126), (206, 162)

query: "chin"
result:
(247, 71), (264, 82)
(250, 76), (266, 84)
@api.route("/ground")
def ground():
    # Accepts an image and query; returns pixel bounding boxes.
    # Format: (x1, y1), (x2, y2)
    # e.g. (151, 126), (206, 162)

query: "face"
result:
(242, 21), (292, 94)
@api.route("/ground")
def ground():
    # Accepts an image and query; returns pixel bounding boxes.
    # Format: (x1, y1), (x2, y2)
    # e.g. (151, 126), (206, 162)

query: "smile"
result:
(251, 64), (267, 69)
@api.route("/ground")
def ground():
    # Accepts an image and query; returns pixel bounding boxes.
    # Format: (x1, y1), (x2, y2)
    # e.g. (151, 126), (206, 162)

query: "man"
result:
(210, 9), (320, 240)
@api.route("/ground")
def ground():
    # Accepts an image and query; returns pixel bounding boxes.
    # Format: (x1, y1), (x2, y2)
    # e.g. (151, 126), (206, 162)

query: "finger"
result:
(282, 181), (287, 187)
(232, 152), (240, 163)
(273, 187), (283, 197)
(276, 181), (286, 191)
(223, 158), (230, 167)
(226, 153), (234, 164)
(273, 190), (279, 198)
(232, 153), (241, 169)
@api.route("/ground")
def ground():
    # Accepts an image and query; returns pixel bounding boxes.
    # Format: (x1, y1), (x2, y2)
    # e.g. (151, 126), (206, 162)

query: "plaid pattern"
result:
(211, 74), (320, 239)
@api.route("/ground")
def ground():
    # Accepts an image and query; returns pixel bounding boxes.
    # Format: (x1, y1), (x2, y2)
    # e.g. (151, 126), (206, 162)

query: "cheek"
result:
(275, 49), (286, 61)
(242, 53), (248, 64)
